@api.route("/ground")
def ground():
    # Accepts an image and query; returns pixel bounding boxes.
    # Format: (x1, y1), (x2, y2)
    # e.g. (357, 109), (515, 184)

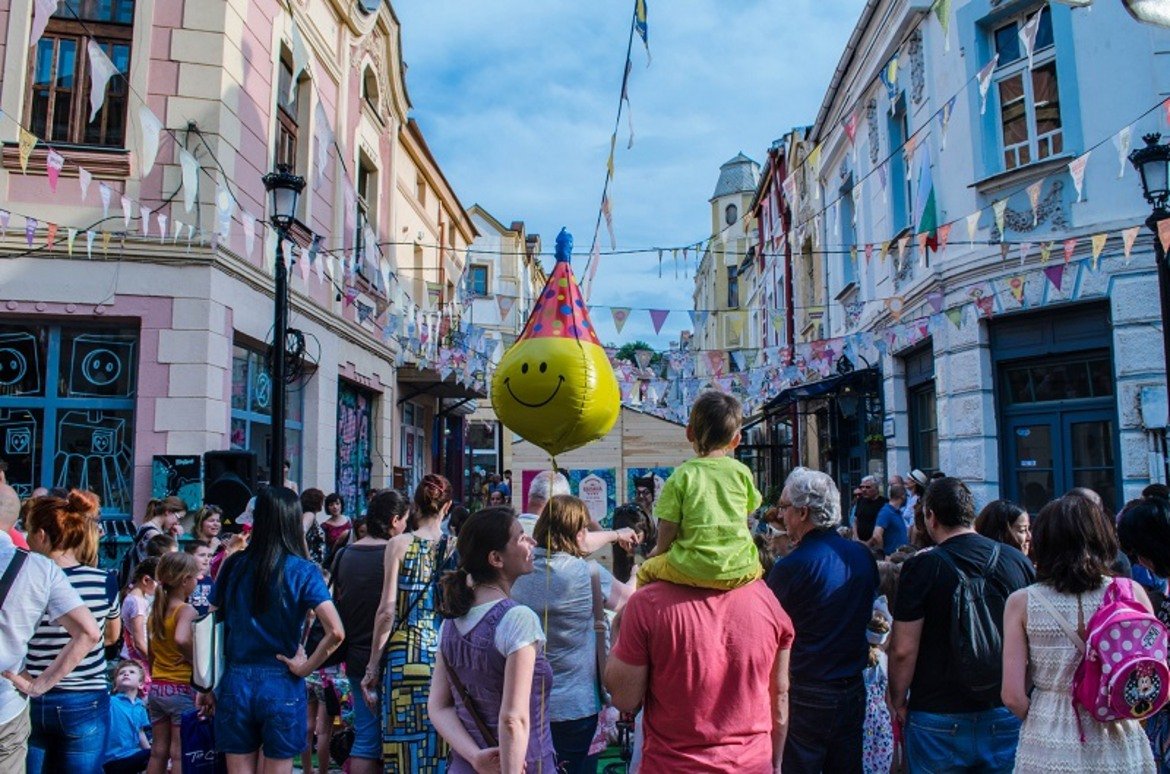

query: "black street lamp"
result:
(261, 164), (305, 488)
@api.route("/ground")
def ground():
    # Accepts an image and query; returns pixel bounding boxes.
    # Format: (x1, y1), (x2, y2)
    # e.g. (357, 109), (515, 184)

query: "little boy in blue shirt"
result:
(105, 660), (151, 773)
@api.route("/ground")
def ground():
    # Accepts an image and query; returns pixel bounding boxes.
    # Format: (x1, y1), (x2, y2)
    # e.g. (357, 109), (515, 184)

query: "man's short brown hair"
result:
(688, 391), (742, 455)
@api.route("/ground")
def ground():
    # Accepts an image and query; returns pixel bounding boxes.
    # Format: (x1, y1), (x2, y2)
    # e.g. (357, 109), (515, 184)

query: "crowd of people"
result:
(6, 388), (1170, 773)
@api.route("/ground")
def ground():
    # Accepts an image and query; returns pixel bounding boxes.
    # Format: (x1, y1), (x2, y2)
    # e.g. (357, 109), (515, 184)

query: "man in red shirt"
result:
(605, 580), (794, 772)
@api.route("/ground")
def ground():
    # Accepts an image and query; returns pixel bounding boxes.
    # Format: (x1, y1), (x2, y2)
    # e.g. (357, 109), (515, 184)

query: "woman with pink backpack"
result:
(1003, 495), (1160, 772)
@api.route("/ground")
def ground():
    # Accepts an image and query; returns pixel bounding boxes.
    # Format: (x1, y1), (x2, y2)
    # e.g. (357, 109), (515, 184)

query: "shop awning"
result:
(744, 367), (881, 429)
(396, 366), (487, 404)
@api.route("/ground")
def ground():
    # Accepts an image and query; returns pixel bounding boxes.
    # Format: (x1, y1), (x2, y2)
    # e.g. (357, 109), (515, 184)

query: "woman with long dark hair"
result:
(201, 486), (344, 773)
(1003, 495), (1154, 771)
(427, 507), (556, 773)
(361, 474), (454, 771)
(975, 499), (1031, 557)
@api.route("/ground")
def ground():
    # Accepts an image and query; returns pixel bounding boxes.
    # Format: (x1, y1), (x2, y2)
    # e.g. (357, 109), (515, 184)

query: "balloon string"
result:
(539, 457), (555, 773)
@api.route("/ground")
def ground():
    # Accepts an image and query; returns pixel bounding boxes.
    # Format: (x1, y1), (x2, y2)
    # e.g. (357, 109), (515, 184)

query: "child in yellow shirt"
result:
(636, 390), (763, 589)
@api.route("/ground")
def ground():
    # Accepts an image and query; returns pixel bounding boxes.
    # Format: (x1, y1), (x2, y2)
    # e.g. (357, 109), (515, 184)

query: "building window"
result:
(840, 178), (857, 289)
(275, 52), (299, 170)
(993, 7), (1060, 171)
(361, 66), (379, 112)
(725, 203), (738, 226)
(400, 401), (426, 494)
(356, 153), (377, 268)
(469, 264), (489, 296)
(336, 381), (374, 517)
(887, 97), (912, 233)
(727, 266), (739, 308)
(0, 322), (138, 516)
(415, 173), (427, 208)
(27, 1), (134, 147)
(905, 344), (938, 474)
(230, 343), (303, 487)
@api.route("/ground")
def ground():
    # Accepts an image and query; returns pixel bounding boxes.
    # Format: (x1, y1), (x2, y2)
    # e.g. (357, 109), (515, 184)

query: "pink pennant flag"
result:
(1063, 238), (1077, 264)
(927, 290), (945, 314)
(1122, 225), (1140, 263)
(864, 243), (874, 263)
(844, 112), (858, 145)
(1068, 152), (1090, 202)
(897, 234), (910, 262)
(46, 222), (57, 250)
(45, 150), (64, 194)
(1159, 219), (1170, 254)
(1164, 97), (1170, 128)
(611, 307), (630, 334)
(937, 223), (953, 256)
(1044, 264), (1065, 290)
(649, 309), (670, 334)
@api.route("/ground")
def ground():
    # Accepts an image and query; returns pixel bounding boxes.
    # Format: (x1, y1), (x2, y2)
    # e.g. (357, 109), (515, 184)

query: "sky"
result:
(395, 1), (864, 349)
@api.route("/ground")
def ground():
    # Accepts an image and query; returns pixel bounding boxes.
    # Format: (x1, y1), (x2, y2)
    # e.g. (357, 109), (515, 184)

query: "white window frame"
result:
(992, 8), (1062, 171)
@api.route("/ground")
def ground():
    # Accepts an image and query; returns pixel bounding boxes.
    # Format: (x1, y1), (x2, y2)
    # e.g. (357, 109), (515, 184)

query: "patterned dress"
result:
(1014, 582), (1154, 772)
(382, 536), (448, 772)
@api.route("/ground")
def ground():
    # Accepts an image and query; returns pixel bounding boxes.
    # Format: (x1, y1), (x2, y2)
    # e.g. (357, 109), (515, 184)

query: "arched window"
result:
(362, 66), (380, 112)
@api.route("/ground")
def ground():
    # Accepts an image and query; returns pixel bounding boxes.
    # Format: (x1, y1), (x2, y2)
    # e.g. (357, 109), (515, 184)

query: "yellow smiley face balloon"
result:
(491, 229), (619, 459)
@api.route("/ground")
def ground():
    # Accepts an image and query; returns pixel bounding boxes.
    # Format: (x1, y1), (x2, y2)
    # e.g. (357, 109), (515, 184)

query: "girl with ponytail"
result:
(145, 551), (200, 774)
(22, 489), (120, 773)
(428, 506), (557, 774)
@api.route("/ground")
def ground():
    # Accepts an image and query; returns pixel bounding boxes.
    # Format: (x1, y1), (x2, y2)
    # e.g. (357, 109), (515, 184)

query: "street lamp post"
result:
(261, 165), (306, 489)
(1129, 134), (1170, 390)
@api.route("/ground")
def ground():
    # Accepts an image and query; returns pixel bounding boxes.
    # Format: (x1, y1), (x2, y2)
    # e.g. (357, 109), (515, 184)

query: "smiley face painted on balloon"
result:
(490, 229), (619, 458)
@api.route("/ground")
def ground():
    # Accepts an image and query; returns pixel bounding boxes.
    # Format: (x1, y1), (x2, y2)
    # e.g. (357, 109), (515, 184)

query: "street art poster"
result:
(336, 383), (373, 517)
(566, 468), (617, 528)
(626, 467), (673, 509)
(152, 455), (202, 509)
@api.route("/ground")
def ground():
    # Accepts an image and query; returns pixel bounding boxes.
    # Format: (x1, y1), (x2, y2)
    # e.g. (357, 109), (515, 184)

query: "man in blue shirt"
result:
(767, 467), (879, 774)
(870, 483), (908, 557)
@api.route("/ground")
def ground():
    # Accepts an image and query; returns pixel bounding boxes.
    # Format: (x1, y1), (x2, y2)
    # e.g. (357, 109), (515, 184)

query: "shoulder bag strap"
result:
(1031, 586), (1086, 656)
(591, 563), (610, 703)
(446, 660), (498, 747)
(0, 549), (29, 609)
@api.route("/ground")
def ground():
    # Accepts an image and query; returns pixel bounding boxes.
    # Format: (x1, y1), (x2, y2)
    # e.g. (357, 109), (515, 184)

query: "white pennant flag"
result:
(1026, 180), (1043, 225)
(314, 101), (334, 186)
(243, 212), (257, 258)
(120, 195), (133, 228)
(140, 207), (152, 237)
(87, 40), (121, 122)
(30, 0), (57, 49)
(78, 167), (93, 201)
(85, 230), (96, 258)
(215, 186), (235, 240)
(1115, 126), (1132, 179)
(178, 148), (199, 212)
(966, 211), (981, 242)
(1019, 9), (1043, 70)
(66, 228), (77, 256)
(1068, 151), (1090, 202)
(138, 106), (164, 177)
(978, 55), (999, 115)
(992, 199), (1008, 235)
(289, 20), (309, 102)
(157, 213), (167, 243)
(100, 183), (112, 218)
(316, 251), (326, 283)
(173, 218), (184, 243)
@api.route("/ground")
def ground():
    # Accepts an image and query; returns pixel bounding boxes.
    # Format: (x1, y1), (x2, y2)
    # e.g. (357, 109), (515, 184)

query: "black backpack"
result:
(118, 523), (160, 588)
(933, 543), (1004, 702)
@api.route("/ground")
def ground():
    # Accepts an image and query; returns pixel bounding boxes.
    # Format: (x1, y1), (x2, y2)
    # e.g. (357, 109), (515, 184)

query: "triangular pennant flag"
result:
(1159, 220), (1170, 254)
(897, 234), (910, 262)
(0, 210), (7, 236)
(844, 112), (858, 145)
(17, 128), (37, 173)
(215, 185), (235, 240)
(46, 222), (57, 250)
(99, 183), (112, 218)
(635, 349), (653, 371)
(78, 167), (92, 201)
(879, 241), (891, 262)
(1018, 241), (1033, 266)
(24, 217), (37, 247)
(938, 96), (957, 150)
(611, 307), (630, 334)
(649, 309), (670, 334)
(1019, 8), (1043, 70)
(120, 195), (133, 228)
(992, 199), (1008, 235)
(937, 223), (953, 256)
(313, 101), (334, 187)
(601, 191), (615, 250)
(172, 218), (183, 244)
(927, 290), (945, 314)
(864, 243), (874, 263)
(1090, 233), (1108, 268)
(297, 245), (310, 283)
(1064, 238), (1077, 263)
(85, 230), (95, 258)
(1000, 242), (1010, 261)
(1039, 241), (1053, 264)
(101, 231), (112, 254)
(157, 213), (167, 243)
(87, 40), (121, 122)
(140, 207), (152, 237)
(138, 105), (164, 177)
(1115, 126), (1132, 179)
(967, 211), (981, 241)
(1008, 275), (1026, 303)
(243, 212), (256, 259)
(978, 55), (999, 115)
(179, 148), (199, 212)
(1122, 225), (1140, 263)
(885, 296), (906, 322)
(66, 227), (77, 255)
(30, 0), (57, 50)
(634, 0), (650, 64)
(45, 149), (64, 193)
(496, 294), (516, 321)
(1069, 151), (1090, 202)
(288, 20), (309, 102)
(1026, 181), (1043, 225)
(916, 232), (929, 264)
(934, 0), (953, 52)
(1044, 264), (1065, 290)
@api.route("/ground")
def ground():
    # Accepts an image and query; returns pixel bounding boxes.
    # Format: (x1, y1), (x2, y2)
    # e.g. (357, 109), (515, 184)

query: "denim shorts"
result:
(346, 664), (381, 761)
(148, 681), (196, 726)
(214, 664), (307, 760)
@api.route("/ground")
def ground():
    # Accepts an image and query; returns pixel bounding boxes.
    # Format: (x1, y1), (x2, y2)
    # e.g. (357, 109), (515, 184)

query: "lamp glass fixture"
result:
(262, 164), (306, 230)
(1129, 133), (1170, 209)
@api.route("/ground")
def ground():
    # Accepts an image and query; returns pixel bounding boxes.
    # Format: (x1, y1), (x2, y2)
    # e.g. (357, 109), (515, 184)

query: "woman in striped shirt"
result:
(21, 490), (121, 774)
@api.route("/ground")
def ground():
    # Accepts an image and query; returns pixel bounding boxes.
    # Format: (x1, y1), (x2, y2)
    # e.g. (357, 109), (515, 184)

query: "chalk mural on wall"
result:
(336, 383), (373, 517)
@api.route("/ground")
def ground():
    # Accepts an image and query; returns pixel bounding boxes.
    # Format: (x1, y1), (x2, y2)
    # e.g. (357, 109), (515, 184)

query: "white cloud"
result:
(396, 0), (863, 346)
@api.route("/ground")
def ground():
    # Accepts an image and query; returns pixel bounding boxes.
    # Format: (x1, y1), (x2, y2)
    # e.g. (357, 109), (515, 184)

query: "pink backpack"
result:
(1036, 577), (1170, 726)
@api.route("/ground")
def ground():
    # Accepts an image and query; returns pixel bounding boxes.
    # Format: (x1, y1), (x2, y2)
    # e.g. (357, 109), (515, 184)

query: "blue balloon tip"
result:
(555, 228), (573, 263)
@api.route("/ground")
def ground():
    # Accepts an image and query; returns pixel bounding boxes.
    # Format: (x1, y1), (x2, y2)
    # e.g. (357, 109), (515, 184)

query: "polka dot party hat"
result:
(520, 229), (603, 346)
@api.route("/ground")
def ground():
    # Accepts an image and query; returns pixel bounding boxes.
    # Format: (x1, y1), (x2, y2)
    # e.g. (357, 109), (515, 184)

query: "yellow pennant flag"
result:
(66, 228), (77, 256)
(1039, 241), (1053, 264)
(101, 231), (112, 254)
(1090, 233), (1108, 269)
(1009, 275), (1026, 303)
(879, 241), (891, 261)
(18, 128), (37, 173)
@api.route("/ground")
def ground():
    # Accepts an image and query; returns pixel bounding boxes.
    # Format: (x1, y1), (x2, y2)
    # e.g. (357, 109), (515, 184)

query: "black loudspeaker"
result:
(203, 450), (257, 528)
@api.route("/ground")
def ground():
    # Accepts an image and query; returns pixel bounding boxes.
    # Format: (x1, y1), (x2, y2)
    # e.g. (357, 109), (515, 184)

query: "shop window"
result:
(0, 322), (137, 515)
(336, 381), (374, 517)
(26, 0), (135, 147)
(230, 343), (303, 486)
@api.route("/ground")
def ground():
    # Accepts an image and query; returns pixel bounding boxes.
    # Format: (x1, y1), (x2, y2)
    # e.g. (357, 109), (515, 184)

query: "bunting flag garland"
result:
(78, 167), (92, 201)
(243, 212), (256, 259)
(1027, 180), (1043, 225)
(1069, 151), (1090, 202)
(173, 218), (184, 244)
(634, 0), (650, 64)
(1115, 126), (1132, 178)
(621, 60), (636, 148)
(17, 128), (37, 173)
(880, 57), (899, 105)
(602, 192), (616, 250)
(1122, 225), (1140, 263)
(885, 296), (905, 322)
(179, 148), (200, 212)
(897, 234), (910, 265)
(30, 0), (57, 50)
(649, 308), (670, 334)
(87, 40), (120, 122)
(992, 199), (1008, 235)
(1019, 9), (1043, 70)
(215, 186), (235, 240)
(102, 231), (112, 255)
(138, 106), (164, 177)
(879, 240), (891, 262)
(978, 55), (999, 115)
(66, 228), (77, 256)
(1044, 263), (1065, 290)
(1064, 238), (1078, 263)
(45, 222), (57, 250)
(865, 243), (874, 263)
(844, 112), (858, 145)
(946, 307), (965, 328)
(45, 149), (64, 193)
(611, 307), (630, 333)
(1000, 242), (1010, 261)
(927, 289), (945, 314)
(100, 183), (112, 219)
(120, 195), (133, 228)
(1090, 233), (1108, 269)
(967, 211), (981, 241)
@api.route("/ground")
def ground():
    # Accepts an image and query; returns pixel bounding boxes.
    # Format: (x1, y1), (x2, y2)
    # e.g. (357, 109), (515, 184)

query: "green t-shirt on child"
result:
(654, 455), (762, 582)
